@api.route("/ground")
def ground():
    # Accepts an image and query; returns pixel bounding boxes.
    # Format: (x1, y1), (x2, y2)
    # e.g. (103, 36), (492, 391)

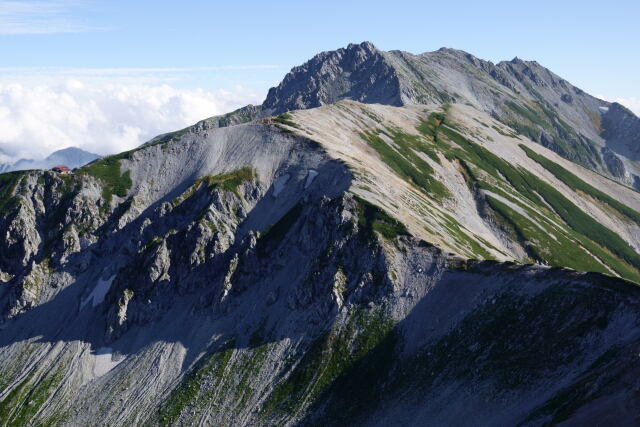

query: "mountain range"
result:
(1, 42), (640, 425)
(196, 42), (640, 189)
(0, 147), (100, 174)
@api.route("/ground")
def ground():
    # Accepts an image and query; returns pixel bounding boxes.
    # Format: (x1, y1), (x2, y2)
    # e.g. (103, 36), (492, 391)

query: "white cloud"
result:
(0, 1), (92, 35)
(0, 80), (262, 162)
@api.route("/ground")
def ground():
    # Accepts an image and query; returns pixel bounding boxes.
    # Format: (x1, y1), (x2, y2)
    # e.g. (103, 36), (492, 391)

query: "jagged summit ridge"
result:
(202, 41), (640, 187)
(262, 41), (402, 115)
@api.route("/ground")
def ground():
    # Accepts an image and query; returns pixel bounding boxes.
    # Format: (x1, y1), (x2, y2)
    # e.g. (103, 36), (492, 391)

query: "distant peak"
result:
(50, 146), (97, 155)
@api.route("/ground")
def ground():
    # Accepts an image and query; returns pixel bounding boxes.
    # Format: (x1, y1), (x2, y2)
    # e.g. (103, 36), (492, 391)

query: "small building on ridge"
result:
(52, 165), (72, 174)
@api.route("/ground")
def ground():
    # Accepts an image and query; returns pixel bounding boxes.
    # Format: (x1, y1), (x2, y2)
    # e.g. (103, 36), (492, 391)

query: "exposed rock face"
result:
(602, 146), (626, 178)
(2, 44), (640, 426)
(263, 42), (402, 115)
(601, 102), (640, 160)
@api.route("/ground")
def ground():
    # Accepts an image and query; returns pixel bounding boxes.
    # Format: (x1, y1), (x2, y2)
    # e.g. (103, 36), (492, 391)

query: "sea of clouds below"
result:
(0, 79), (262, 163)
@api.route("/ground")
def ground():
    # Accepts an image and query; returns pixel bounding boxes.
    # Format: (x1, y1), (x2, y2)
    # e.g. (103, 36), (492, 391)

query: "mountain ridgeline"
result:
(0, 147), (100, 174)
(1, 43), (640, 425)
(201, 42), (640, 189)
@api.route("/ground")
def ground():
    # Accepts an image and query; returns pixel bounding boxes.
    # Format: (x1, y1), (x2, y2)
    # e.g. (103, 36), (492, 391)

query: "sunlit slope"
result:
(284, 101), (640, 282)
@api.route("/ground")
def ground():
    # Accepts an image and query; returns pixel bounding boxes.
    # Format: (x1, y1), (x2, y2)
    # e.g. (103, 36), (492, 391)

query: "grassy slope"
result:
(359, 124), (449, 200)
(70, 105), (640, 424)
(79, 155), (132, 204)
(413, 109), (640, 283)
(520, 144), (640, 223)
(346, 102), (639, 281)
(0, 171), (26, 215)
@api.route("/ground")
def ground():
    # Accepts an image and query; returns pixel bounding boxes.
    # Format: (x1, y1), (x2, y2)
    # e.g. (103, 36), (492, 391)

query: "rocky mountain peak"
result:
(346, 40), (377, 52)
(262, 41), (401, 114)
(609, 101), (636, 117)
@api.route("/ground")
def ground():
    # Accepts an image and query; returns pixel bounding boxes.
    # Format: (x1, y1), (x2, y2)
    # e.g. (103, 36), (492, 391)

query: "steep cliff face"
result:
(602, 103), (640, 163)
(0, 119), (348, 322)
(262, 42), (402, 115)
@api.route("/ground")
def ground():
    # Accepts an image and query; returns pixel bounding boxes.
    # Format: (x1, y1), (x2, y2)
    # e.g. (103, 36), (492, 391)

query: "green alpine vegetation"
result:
(501, 98), (602, 168)
(79, 156), (132, 204)
(153, 342), (236, 426)
(262, 309), (395, 418)
(0, 171), (25, 215)
(414, 110), (640, 282)
(355, 196), (409, 241)
(485, 195), (609, 274)
(4, 41), (640, 427)
(505, 100), (551, 130)
(0, 367), (65, 426)
(515, 170), (640, 272)
(520, 144), (640, 223)
(194, 167), (255, 196)
(173, 167), (256, 206)
(359, 128), (449, 199)
(273, 112), (300, 129)
(149, 126), (193, 148)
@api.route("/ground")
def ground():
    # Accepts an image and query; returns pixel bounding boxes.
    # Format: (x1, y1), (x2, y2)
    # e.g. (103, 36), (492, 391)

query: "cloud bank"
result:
(0, 80), (262, 162)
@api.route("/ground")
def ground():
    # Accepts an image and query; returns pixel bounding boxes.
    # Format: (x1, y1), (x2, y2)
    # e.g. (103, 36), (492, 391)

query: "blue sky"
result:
(0, 0), (638, 160)
(2, 0), (638, 96)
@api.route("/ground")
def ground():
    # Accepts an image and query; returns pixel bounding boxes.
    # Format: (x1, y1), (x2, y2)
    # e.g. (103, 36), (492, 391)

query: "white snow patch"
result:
(598, 106), (609, 113)
(305, 170), (319, 188)
(93, 347), (124, 378)
(272, 173), (290, 197)
(80, 275), (116, 310)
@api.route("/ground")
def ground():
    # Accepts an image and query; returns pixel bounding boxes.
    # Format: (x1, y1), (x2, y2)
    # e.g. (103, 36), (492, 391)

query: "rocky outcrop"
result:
(167, 42), (640, 188)
(262, 42), (402, 115)
(601, 102), (640, 160)
(602, 146), (626, 178)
